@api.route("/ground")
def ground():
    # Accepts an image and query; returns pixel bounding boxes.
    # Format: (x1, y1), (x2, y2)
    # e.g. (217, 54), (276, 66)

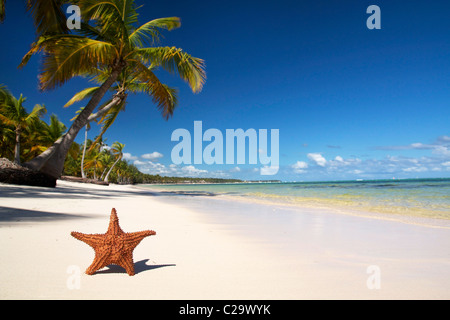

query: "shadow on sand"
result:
(94, 259), (176, 275)
(0, 182), (218, 201)
(0, 206), (90, 223)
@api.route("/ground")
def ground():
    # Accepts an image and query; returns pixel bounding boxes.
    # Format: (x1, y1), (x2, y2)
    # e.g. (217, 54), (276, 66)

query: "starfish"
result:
(71, 208), (156, 276)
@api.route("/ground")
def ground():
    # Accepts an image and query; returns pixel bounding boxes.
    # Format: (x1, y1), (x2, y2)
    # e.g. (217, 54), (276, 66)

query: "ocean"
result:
(143, 178), (450, 220)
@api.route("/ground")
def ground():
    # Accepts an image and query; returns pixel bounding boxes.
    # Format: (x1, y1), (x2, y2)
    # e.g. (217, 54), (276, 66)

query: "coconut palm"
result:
(0, 118), (15, 159)
(82, 140), (101, 179)
(65, 65), (179, 149)
(0, 85), (46, 164)
(20, 0), (206, 179)
(104, 141), (124, 182)
(71, 107), (94, 178)
(98, 151), (113, 180)
(22, 113), (66, 161)
(44, 114), (67, 143)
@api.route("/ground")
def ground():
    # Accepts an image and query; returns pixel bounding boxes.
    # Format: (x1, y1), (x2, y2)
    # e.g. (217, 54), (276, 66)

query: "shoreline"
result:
(135, 184), (450, 230)
(1, 180), (449, 299)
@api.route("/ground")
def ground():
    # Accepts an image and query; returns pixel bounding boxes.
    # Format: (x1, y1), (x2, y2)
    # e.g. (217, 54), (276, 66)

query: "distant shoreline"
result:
(139, 176), (450, 185)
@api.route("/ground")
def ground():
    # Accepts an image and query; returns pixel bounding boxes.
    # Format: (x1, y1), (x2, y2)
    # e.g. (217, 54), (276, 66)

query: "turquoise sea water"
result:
(143, 178), (450, 220)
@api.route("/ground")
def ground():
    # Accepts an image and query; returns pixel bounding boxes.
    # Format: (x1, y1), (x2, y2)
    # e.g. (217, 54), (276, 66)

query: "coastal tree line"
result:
(0, 84), (241, 184)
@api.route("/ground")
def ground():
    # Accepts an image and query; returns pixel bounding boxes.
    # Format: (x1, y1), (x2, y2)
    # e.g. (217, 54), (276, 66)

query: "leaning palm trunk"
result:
(24, 65), (124, 178)
(80, 126), (88, 178)
(104, 156), (122, 182)
(20, 3), (205, 182)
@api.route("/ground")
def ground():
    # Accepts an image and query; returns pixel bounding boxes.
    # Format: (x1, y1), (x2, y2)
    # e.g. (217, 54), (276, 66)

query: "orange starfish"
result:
(71, 208), (156, 276)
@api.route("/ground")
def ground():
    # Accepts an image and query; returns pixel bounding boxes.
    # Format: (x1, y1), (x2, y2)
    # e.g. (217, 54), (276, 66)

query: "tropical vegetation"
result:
(4, 0), (206, 180)
(0, 85), (47, 165)
(0, 85), (241, 184)
(0, 0), (246, 185)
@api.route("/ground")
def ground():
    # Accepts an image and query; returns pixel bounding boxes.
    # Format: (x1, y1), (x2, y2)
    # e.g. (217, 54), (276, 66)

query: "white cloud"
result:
(141, 152), (163, 161)
(230, 166), (241, 172)
(307, 153), (327, 167)
(432, 146), (450, 156)
(293, 161), (308, 169)
(134, 160), (230, 178)
(181, 165), (208, 176)
(139, 161), (170, 175)
(291, 161), (308, 173)
(260, 165), (279, 175)
(288, 145), (450, 179)
(375, 136), (450, 153)
(123, 152), (138, 161)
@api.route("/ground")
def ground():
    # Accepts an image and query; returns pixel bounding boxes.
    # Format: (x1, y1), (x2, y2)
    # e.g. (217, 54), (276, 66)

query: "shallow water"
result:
(143, 178), (450, 220)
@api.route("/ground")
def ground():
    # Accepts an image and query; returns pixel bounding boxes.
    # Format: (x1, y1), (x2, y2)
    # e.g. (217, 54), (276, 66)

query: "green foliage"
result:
(61, 136), (242, 185)
(0, 84), (53, 163)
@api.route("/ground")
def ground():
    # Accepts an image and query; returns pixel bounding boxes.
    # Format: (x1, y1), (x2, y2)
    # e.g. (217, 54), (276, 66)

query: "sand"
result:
(0, 180), (449, 300)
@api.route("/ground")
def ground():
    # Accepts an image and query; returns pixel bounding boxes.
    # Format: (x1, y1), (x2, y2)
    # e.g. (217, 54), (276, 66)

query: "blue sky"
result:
(1, 0), (449, 181)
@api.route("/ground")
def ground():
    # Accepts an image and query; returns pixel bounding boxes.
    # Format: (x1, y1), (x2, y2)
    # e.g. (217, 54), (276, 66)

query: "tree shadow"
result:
(0, 182), (219, 200)
(0, 206), (91, 223)
(94, 259), (176, 275)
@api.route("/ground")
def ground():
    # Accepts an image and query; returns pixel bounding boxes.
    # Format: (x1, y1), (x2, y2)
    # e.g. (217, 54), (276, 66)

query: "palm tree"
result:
(22, 113), (66, 161)
(0, 85), (46, 164)
(43, 114), (67, 143)
(98, 151), (113, 180)
(65, 66), (179, 149)
(82, 140), (101, 179)
(80, 124), (90, 178)
(0, 116), (15, 160)
(71, 107), (93, 178)
(104, 141), (124, 182)
(62, 141), (81, 177)
(114, 159), (128, 184)
(20, 0), (206, 179)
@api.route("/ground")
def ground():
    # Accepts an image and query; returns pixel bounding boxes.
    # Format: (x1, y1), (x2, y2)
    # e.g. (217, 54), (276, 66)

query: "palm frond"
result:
(27, 0), (68, 35)
(131, 60), (179, 119)
(23, 35), (117, 90)
(77, 0), (129, 42)
(136, 46), (206, 93)
(129, 17), (181, 47)
(120, 0), (139, 33)
(26, 104), (47, 122)
(93, 99), (126, 147)
(64, 86), (100, 107)
(47, 114), (67, 139)
(0, 84), (14, 105)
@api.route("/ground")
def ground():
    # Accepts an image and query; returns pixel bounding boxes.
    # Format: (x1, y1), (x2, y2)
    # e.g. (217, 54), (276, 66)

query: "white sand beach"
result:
(0, 180), (449, 300)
